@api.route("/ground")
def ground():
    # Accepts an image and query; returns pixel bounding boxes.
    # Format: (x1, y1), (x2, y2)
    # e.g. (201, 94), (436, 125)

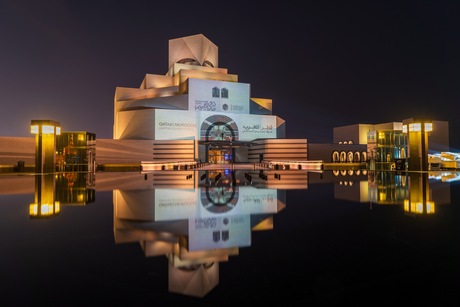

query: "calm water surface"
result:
(0, 169), (459, 305)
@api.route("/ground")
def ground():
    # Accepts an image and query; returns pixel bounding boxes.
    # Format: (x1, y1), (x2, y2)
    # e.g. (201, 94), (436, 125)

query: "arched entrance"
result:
(200, 115), (240, 164)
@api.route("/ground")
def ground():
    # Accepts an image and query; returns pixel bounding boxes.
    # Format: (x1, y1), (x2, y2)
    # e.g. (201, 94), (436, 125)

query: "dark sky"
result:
(1, 0), (459, 149)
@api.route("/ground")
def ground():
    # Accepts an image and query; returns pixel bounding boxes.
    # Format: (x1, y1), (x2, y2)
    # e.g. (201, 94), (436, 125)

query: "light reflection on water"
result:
(0, 169), (459, 305)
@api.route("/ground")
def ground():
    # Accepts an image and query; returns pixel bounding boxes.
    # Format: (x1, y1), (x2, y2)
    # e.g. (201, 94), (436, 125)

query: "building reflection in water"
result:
(112, 169), (296, 297)
(23, 168), (457, 297)
(309, 169), (453, 214)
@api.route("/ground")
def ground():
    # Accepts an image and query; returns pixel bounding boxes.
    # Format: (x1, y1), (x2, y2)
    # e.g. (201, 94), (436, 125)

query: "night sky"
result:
(1, 1), (459, 150)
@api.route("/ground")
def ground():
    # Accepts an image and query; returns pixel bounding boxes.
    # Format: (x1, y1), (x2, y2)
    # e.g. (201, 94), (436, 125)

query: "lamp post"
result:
(30, 120), (61, 173)
(402, 118), (432, 171)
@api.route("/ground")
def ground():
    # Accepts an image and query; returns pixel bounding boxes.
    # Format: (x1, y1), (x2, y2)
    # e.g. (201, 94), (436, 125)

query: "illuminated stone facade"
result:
(113, 34), (306, 164)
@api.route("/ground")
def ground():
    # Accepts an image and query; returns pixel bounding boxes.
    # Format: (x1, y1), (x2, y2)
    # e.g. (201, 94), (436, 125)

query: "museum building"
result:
(109, 34), (308, 165)
(0, 34), (454, 173)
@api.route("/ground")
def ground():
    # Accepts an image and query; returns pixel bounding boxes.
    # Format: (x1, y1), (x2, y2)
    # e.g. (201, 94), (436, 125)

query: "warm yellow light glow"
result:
(378, 132), (385, 139)
(77, 194), (84, 202)
(408, 123), (423, 132)
(40, 203), (53, 215)
(56, 127), (61, 135)
(42, 125), (55, 134)
(29, 204), (38, 215)
(30, 125), (39, 134)
(426, 201), (435, 213)
(409, 202), (424, 213)
(404, 199), (409, 211)
(78, 134), (84, 141)
(402, 125), (407, 133)
(424, 123), (433, 132)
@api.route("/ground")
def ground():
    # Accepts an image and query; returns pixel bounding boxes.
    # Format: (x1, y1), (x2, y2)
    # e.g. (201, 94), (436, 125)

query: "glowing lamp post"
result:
(402, 118), (432, 171)
(30, 120), (61, 173)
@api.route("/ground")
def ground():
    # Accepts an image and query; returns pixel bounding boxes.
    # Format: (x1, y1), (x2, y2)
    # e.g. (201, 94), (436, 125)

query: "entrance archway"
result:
(200, 115), (239, 164)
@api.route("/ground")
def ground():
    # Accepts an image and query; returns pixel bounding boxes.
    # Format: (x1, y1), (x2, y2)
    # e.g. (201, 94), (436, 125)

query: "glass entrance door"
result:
(208, 148), (232, 164)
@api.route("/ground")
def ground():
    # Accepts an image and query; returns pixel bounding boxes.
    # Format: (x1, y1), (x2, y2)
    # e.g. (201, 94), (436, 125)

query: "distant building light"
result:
(408, 123), (420, 132)
(31, 125), (39, 134)
(406, 122), (432, 133)
(30, 121), (61, 135)
(426, 201), (435, 213)
(42, 125), (55, 134)
(29, 201), (60, 217)
(402, 125), (407, 133)
(29, 203), (38, 215)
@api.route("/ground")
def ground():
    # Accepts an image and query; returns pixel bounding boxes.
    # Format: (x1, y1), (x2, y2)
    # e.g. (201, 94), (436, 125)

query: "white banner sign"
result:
(188, 78), (250, 114)
(155, 110), (277, 141)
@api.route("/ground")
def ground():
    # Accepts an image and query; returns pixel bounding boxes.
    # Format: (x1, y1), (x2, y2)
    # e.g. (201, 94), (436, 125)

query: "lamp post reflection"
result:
(29, 174), (60, 218)
(404, 172), (435, 215)
(331, 169), (451, 215)
(29, 172), (95, 219)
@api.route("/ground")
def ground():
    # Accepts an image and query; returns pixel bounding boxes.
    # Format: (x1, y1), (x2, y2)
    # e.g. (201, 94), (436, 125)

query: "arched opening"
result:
(347, 151), (354, 163)
(354, 151), (361, 162)
(361, 151), (367, 162)
(332, 151), (340, 162)
(340, 151), (347, 163)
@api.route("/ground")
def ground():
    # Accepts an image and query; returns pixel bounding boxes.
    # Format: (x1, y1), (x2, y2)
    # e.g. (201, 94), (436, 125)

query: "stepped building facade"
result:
(111, 34), (307, 165)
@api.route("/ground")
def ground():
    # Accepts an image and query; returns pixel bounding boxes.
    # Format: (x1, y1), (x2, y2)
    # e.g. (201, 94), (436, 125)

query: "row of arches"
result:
(332, 150), (367, 163)
(338, 140), (354, 144)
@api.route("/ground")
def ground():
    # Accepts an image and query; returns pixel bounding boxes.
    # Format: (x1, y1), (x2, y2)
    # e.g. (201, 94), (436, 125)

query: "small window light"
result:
(42, 125), (55, 134)
(413, 123), (421, 132)
(424, 123), (433, 132)
(30, 125), (39, 134)
(402, 125), (407, 133)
